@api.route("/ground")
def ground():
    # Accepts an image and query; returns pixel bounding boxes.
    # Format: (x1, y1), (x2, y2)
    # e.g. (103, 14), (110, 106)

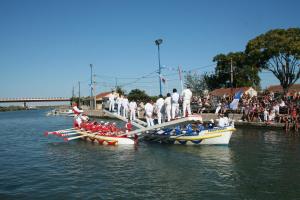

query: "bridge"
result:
(0, 97), (71, 107)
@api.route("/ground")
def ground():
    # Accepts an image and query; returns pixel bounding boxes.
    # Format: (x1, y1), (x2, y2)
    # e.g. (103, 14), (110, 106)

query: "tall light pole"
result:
(78, 81), (81, 107)
(90, 64), (93, 109)
(155, 39), (163, 96)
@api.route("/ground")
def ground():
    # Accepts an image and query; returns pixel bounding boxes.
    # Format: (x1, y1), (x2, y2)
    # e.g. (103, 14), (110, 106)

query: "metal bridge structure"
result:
(0, 97), (71, 107)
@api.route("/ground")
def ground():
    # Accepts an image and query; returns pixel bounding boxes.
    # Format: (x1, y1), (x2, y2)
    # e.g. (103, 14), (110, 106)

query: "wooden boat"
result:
(143, 125), (235, 145)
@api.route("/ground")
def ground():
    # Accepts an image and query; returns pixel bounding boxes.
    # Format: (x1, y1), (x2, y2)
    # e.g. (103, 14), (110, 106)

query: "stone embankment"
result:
(85, 109), (285, 129)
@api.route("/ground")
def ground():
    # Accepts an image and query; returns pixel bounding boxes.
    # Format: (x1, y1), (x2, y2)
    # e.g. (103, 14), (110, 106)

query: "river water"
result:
(0, 110), (300, 200)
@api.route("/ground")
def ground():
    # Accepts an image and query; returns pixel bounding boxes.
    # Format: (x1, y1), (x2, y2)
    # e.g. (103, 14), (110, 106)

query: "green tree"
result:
(246, 28), (300, 94)
(209, 52), (260, 90)
(127, 89), (150, 102)
(184, 72), (208, 96)
(115, 86), (125, 96)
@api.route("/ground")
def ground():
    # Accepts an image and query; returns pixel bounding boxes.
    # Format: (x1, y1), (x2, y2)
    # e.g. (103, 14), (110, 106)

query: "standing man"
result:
(116, 95), (123, 116)
(164, 93), (172, 122)
(129, 100), (137, 121)
(108, 91), (115, 112)
(155, 95), (165, 124)
(145, 100), (154, 127)
(122, 95), (129, 118)
(181, 85), (193, 117)
(171, 88), (180, 119)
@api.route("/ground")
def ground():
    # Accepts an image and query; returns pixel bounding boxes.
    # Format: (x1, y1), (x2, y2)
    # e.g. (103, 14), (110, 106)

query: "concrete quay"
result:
(85, 109), (285, 130)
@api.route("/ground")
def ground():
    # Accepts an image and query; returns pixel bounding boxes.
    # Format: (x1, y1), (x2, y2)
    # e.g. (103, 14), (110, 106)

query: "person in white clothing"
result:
(122, 96), (129, 118)
(116, 95), (123, 115)
(164, 93), (172, 122)
(171, 88), (180, 119)
(181, 86), (193, 117)
(108, 91), (115, 111)
(155, 95), (165, 124)
(129, 100), (137, 121)
(144, 101), (154, 127)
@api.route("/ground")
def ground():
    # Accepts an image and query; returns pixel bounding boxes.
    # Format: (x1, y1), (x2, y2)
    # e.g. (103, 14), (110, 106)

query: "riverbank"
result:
(0, 106), (27, 112)
(85, 109), (286, 130)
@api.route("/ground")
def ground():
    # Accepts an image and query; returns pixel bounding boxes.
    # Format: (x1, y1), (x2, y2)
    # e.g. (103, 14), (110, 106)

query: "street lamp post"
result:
(155, 39), (163, 96)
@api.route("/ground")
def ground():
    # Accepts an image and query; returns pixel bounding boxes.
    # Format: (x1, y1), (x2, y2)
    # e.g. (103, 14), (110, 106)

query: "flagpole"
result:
(178, 66), (184, 92)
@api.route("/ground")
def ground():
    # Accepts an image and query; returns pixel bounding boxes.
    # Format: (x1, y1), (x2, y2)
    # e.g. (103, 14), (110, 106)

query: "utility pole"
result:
(115, 77), (118, 90)
(93, 74), (96, 110)
(90, 64), (94, 109)
(78, 81), (81, 107)
(72, 86), (75, 98)
(230, 58), (234, 97)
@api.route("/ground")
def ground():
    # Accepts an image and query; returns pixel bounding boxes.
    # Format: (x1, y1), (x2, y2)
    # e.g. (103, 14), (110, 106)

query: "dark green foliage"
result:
(246, 28), (300, 94)
(127, 89), (150, 102)
(205, 52), (260, 91)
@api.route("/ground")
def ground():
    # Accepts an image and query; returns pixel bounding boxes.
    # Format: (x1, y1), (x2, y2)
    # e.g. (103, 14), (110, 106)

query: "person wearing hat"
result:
(181, 85), (193, 117)
(72, 102), (83, 115)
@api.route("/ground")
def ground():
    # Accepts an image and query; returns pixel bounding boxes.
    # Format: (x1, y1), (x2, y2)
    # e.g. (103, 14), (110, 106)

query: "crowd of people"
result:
(191, 91), (300, 132)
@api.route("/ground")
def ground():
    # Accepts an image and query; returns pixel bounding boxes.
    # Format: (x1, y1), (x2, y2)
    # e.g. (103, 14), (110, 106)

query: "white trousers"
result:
(117, 104), (122, 115)
(130, 109), (136, 121)
(123, 107), (128, 118)
(109, 100), (115, 111)
(165, 105), (171, 122)
(183, 100), (191, 117)
(146, 113), (154, 127)
(157, 111), (163, 124)
(171, 103), (179, 119)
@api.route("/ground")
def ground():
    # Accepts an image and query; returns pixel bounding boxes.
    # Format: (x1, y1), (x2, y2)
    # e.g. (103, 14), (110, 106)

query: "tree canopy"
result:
(204, 52), (260, 91)
(184, 72), (208, 95)
(246, 28), (300, 94)
(127, 89), (150, 102)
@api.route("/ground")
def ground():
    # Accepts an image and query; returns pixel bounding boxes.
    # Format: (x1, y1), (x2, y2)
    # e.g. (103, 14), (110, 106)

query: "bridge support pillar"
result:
(24, 102), (27, 108)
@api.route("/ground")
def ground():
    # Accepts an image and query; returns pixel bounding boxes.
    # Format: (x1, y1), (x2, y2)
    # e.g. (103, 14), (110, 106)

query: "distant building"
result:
(95, 92), (119, 109)
(266, 84), (300, 96)
(210, 87), (257, 98)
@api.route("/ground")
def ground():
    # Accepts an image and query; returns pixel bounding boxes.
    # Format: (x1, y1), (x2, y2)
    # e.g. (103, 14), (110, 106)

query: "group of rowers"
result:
(72, 102), (133, 137)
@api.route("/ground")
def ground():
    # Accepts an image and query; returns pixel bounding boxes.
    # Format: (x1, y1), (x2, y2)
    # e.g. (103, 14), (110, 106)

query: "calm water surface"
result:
(0, 110), (300, 199)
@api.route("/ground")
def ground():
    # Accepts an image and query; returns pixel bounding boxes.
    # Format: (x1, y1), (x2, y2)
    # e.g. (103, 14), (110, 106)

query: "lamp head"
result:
(155, 39), (163, 45)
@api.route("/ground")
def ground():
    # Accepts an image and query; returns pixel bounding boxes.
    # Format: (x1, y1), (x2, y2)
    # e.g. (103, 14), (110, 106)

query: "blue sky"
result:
(0, 0), (299, 99)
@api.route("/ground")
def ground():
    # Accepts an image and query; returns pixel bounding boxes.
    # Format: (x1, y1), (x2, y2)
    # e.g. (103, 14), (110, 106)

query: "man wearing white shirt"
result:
(129, 100), (137, 121)
(171, 88), (180, 119)
(181, 86), (193, 117)
(122, 96), (129, 118)
(145, 101), (154, 127)
(116, 95), (123, 116)
(164, 93), (172, 122)
(108, 91), (115, 112)
(155, 95), (165, 124)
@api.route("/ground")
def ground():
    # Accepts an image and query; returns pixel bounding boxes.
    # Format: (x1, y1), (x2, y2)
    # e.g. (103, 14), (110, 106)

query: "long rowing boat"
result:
(143, 125), (235, 145)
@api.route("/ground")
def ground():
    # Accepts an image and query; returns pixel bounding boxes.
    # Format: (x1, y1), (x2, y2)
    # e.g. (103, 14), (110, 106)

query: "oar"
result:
(58, 132), (79, 137)
(44, 128), (76, 136)
(64, 130), (98, 142)
(64, 135), (87, 141)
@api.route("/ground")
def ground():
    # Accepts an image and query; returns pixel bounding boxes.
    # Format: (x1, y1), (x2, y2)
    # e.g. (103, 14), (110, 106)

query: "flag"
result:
(230, 91), (243, 110)
(160, 75), (166, 84)
(178, 66), (182, 81)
